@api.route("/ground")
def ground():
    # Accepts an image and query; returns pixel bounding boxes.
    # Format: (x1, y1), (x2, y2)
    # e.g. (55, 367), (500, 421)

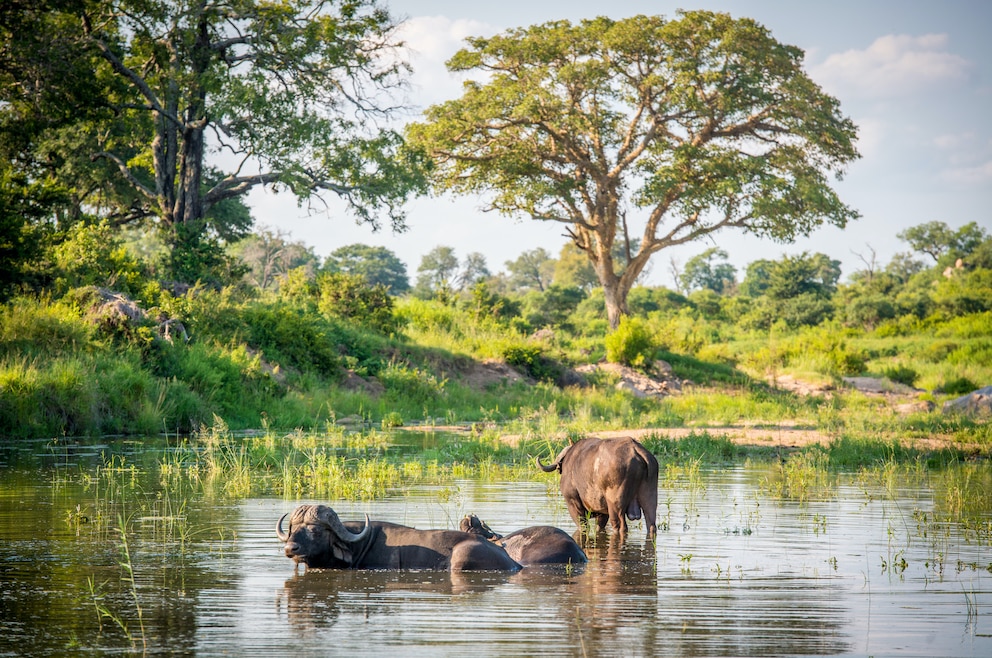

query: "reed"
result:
(761, 448), (836, 503)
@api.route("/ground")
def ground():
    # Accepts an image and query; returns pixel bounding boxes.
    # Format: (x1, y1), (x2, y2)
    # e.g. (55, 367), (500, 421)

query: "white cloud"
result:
(812, 33), (971, 98)
(395, 16), (496, 109)
(941, 159), (992, 185)
(933, 132), (974, 150)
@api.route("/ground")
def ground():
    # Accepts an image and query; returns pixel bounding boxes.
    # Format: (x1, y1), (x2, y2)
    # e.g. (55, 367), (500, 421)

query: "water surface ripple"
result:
(0, 442), (989, 656)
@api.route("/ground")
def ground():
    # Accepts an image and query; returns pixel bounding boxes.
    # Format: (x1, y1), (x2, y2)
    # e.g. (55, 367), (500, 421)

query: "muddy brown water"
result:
(1, 436), (990, 656)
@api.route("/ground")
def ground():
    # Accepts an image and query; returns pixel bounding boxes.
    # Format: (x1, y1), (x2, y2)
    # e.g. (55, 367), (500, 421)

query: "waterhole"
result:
(0, 436), (989, 656)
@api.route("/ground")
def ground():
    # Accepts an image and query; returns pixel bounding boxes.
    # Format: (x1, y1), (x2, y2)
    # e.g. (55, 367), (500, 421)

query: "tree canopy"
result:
(1, 0), (427, 284)
(406, 10), (859, 328)
(323, 243), (410, 294)
(680, 248), (736, 294)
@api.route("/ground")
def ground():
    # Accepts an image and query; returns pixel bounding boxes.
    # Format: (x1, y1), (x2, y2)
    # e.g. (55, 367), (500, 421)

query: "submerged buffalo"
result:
(277, 504), (522, 571)
(460, 514), (587, 566)
(538, 437), (659, 536)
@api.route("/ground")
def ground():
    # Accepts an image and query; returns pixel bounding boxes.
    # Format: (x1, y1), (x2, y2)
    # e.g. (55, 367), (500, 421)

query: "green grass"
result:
(2, 287), (990, 454)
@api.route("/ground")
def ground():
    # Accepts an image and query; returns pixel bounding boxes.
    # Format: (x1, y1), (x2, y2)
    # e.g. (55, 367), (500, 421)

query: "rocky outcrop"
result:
(942, 386), (992, 417)
(575, 361), (681, 399)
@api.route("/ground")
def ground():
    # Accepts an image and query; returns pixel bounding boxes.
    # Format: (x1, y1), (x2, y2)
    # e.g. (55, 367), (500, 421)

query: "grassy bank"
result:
(0, 281), (989, 454)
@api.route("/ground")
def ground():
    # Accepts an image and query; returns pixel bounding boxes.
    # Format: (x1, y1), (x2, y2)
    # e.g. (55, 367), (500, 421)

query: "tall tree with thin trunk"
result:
(407, 11), (859, 328)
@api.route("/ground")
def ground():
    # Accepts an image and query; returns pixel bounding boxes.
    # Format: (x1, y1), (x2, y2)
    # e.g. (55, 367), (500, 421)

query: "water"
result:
(1, 437), (990, 656)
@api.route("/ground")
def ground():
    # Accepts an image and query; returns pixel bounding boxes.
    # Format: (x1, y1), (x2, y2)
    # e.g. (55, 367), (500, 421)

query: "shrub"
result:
(240, 304), (339, 376)
(605, 316), (655, 369)
(395, 297), (456, 333)
(883, 365), (918, 387)
(499, 342), (560, 382)
(938, 377), (977, 395)
(316, 272), (400, 335)
(0, 296), (94, 358)
(378, 362), (446, 406)
(50, 220), (148, 295)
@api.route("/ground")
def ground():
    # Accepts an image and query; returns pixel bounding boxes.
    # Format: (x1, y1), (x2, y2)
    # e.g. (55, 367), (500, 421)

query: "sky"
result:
(245, 0), (992, 288)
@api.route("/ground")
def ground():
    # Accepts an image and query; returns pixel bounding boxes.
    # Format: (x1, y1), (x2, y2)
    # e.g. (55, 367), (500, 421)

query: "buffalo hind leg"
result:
(637, 480), (659, 537)
(607, 500), (628, 536)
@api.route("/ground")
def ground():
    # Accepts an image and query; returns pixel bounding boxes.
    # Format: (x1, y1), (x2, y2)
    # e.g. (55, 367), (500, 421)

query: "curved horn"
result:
(319, 507), (371, 543)
(536, 454), (558, 472)
(537, 443), (572, 472)
(276, 512), (290, 542)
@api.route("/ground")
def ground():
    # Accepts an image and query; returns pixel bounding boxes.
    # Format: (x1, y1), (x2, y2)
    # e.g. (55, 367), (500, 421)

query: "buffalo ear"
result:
(332, 544), (353, 565)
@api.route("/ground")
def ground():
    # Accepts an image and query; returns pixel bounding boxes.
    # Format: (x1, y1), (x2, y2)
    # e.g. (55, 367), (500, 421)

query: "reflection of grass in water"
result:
(85, 515), (147, 652)
(761, 448), (835, 504)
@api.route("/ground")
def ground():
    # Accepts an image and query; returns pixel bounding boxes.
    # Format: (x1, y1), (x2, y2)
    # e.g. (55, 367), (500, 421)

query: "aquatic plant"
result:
(761, 448), (836, 503)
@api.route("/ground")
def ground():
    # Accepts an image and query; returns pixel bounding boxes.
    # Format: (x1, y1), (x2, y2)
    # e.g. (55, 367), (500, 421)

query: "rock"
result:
(578, 362), (679, 399)
(942, 386), (992, 417)
(895, 400), (935, 414)
(530, 328), (555, 343)
(769, 375), (834, 397)
(340, 370), (385, 397)
(842, 376), (922, 396)
(652, 360), (674, 377)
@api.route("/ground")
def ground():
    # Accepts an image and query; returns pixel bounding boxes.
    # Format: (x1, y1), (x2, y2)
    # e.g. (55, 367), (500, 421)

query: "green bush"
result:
(499, 342), (560, 382)
(379, 362), (446, 406)
(938, 377), (977, 395)
(0, 296), (95, 358)
(605, 316), (655, 369)
(240, 304), (340, 376)
(316, 272), (400, 335)
(50, 220), (148, 295)
(883, 365), (918, 387)
(395, 297), (456, 333)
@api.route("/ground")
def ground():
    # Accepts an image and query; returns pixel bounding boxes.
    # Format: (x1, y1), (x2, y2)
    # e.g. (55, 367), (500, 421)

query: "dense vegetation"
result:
(0, 3), (987, 454)
(0, 217), (989, 452)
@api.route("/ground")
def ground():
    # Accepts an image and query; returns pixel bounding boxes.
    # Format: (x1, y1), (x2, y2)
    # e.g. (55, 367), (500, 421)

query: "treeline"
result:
(0, 213), (989, 439)
(226, 219), (992, 339)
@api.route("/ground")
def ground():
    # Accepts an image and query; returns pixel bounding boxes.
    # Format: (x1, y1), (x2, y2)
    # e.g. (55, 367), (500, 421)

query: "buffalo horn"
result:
(536, 455), (557, 472)
(276, 512), (290, 542)
(319, 508), (371, 543)
(537, 443), (572, 472)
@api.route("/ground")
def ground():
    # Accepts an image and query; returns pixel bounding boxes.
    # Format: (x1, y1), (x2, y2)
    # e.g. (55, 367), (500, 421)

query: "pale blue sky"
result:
(247, 0), (992, 286)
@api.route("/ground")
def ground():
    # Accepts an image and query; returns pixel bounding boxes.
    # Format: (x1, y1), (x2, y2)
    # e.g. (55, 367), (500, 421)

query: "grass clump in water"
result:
(761, 448), (836, 503)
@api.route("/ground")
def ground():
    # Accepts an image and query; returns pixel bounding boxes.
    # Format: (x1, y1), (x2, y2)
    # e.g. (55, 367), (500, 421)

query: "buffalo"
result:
(276, 504), (522, 571)
(538, 437), (659, 536)
(460, 514), (588, 566)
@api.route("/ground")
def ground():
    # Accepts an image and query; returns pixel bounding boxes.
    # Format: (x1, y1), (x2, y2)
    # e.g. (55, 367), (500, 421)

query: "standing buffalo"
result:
(460, 514), (587, 566)
(277, 504), (521, 571)
(538, 437), (659, 536)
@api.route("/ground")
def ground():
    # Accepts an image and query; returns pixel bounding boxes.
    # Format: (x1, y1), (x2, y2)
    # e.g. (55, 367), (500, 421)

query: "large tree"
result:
(505, 247), (555, 292)
(407, 11), (859, 328)
(897, 221), (987, 263)
(2, 0), (426, 283)
(323, 243), (410, 294)
(680, 247), (736, 294)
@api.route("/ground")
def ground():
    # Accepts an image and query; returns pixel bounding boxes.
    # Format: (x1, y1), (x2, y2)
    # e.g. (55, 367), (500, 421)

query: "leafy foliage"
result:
(408, 10), (859, 327)
(1, 0), (427, 284)
(323, 244), (410, 294)
(605, 316), (656, 369)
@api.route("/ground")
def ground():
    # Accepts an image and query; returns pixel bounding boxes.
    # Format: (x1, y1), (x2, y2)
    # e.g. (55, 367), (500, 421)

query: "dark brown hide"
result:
(460, 514), (587, 566)
(278, 504), (522, 571)
(538, 437), (659, 536)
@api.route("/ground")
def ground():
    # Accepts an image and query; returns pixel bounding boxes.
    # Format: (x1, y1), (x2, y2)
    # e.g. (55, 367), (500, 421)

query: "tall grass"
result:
(3, 284), (991, 450)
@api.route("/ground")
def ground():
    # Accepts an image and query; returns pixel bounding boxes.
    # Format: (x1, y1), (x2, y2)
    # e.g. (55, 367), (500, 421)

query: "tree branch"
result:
(91, 151), (157, 201)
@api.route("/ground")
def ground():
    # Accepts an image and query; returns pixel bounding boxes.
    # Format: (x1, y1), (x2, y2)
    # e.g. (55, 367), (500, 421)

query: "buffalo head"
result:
(277, 504), (371, 569)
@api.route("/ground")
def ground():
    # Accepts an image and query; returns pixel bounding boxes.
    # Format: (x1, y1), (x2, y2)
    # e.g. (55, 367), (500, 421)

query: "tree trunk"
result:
(603, 277), (631, 331)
